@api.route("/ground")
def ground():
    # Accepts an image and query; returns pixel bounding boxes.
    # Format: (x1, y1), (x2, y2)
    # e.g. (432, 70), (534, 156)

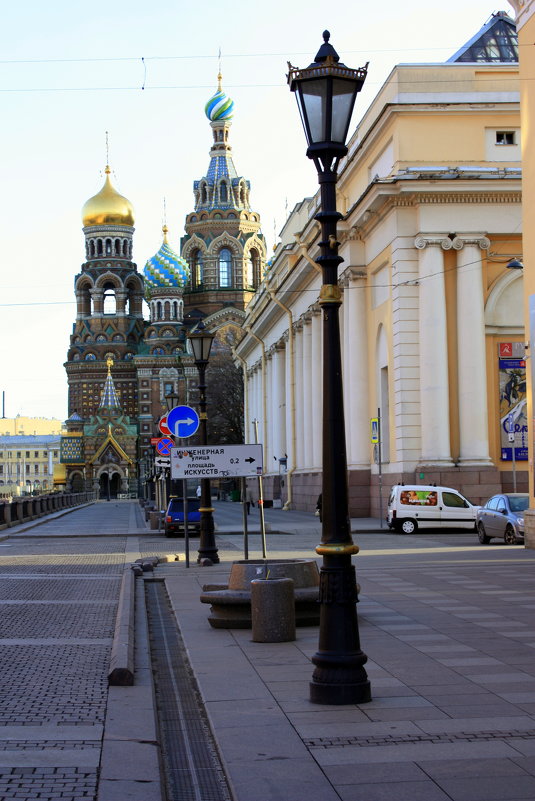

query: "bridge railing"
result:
(0, 491), (98, 530)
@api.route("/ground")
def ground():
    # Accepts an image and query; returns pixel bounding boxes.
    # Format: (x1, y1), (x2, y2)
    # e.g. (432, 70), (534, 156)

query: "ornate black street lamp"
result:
(188, 320), (219, 565)
(288, 32), (371, 704)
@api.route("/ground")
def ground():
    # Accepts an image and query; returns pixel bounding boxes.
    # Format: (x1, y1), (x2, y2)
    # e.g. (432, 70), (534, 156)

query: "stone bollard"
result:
(251, 578), (296, 643)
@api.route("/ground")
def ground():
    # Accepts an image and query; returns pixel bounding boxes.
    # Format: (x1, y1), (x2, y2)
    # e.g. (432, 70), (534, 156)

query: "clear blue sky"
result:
(0, 0), (510, 420)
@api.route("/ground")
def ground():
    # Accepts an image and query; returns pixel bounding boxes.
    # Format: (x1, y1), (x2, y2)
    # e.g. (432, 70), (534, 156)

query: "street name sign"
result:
(166, 405), (200, 438)
(171, 444), (263, 479)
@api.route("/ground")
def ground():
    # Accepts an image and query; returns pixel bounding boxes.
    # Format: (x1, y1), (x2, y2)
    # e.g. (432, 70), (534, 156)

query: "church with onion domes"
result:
(61, 77), (266, 498)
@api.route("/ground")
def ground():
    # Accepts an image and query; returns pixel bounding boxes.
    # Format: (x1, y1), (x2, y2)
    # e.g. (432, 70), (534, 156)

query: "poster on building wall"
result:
(499, 342), (527, 461)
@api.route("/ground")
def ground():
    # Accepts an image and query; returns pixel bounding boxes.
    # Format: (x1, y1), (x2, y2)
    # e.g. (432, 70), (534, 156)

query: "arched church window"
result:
(89, 241), (95, 257)
(164, 301), (171, 320)
(105, 239), (112, 256)
(201, 184), (207, 204)
(191, 250), (203, 288)
(103, 283), (117, 314)
(172, 301), (178, 319)
(152, 347), (164, 356)
(247, 248), (260, 287)
(219, 248), (232, 288)
(96, 334), (107, 342)
(85, 353), (97, 361)
(123, 240), (128, 257)
(157, 301), (163, 320)
(124, 352), (134, 360)
(114, 239), (121, 255)
(97, 239), (103, 256)
(240, 184), (246, 205)
(220, 181), (228, 203)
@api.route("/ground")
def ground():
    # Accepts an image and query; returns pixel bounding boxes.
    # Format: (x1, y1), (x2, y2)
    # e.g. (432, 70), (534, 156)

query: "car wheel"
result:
(504, 525), (518, 545)
(477, 522), (490, 544)
(400, 518), (417, 535)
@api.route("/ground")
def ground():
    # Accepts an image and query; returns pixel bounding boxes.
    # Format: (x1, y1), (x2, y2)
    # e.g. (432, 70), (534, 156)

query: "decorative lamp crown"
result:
(287, 31), (368, 161)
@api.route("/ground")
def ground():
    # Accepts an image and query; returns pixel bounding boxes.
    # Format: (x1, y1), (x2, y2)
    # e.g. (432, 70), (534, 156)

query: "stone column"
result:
(294, 320), (304, 469)
(310, 308), (322, 469)
(283, 332), (295, 473)
(415, 235), (454, 467)
(453, 235), (493, 465)
(302, 314), (313, 469)
(343, 269), (369, 467)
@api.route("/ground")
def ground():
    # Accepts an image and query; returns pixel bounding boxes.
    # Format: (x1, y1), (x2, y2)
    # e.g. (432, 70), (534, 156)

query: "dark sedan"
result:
(476, 493), (528, 545)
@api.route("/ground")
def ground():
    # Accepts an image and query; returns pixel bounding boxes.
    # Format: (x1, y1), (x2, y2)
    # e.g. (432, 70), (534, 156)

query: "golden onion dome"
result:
(82, 165), (135, 227)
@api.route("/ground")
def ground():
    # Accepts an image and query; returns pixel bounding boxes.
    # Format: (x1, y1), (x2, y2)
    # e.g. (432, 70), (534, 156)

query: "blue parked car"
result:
(164, 497), (201, 537)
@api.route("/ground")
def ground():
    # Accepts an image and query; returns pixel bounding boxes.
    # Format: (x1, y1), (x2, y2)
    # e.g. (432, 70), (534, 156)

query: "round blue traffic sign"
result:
(156, 437), (175, 456)
(166, 405), (200, 438)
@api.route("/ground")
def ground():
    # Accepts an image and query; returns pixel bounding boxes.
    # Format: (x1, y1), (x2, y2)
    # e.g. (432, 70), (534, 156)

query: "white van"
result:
(386, 485), (478, 534)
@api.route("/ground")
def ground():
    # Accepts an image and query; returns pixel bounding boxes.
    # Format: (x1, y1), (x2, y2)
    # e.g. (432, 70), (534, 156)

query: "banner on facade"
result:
(499, 342), (527, 461)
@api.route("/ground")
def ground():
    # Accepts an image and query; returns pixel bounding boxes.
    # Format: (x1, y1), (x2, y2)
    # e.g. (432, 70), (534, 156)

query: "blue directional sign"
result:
(166, 405), (200, 438)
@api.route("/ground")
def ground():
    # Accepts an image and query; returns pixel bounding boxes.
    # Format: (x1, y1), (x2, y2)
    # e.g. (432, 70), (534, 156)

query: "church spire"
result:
(99, 358), (122, 411)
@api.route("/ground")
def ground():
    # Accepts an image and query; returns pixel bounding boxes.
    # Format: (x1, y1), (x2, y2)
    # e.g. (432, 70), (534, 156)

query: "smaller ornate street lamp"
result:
(188, 320), (219, 565)
(288, 32), (371, 704)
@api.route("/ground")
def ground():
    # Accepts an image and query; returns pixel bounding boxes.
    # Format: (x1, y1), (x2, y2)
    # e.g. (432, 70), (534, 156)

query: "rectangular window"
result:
(496, 131), (515, 145)
(17, 452), (21, 458)
(34, 465), (39, 474)
(34, 451), (39, 458)
(25, 464), (30, 474)
(26, 451), (30, 458)
(0, 466), (3, 474)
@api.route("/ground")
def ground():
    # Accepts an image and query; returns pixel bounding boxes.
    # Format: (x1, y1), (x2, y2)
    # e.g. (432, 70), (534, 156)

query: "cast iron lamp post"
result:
(188, 320), (219, 565)
(288, 31), (371, 704)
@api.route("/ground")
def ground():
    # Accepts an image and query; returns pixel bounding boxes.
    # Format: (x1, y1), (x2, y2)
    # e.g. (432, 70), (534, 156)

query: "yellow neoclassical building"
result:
(236, 13), (525, 515)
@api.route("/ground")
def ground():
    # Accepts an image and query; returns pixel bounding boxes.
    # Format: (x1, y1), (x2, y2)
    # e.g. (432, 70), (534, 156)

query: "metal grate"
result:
(145, 580), (232, 801)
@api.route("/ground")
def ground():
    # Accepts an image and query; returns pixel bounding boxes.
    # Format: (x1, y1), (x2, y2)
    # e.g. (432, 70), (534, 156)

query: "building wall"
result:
(237, 60), (525, 515)
(0, 435), (61, 498)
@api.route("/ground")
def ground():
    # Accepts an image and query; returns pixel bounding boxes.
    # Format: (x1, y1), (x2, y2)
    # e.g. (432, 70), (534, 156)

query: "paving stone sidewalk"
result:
(158, 506), (535, 801)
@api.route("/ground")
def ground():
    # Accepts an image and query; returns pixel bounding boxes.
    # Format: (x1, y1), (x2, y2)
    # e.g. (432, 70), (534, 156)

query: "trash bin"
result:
(251, 578), (296, 642)
(230, 489), (241, 502)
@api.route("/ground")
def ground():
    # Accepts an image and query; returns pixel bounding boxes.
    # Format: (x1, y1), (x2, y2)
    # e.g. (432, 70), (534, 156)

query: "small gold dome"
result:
(82, 166), (135, 227)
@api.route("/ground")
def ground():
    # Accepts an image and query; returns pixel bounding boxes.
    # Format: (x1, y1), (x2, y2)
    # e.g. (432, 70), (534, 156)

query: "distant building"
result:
(236, 12), (525, 514)
(0, 417), (63, 436)
(0, 434), (62, 498)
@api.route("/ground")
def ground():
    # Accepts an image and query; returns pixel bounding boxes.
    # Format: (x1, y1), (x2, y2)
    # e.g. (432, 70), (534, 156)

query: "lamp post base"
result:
(310, 673), (371, 705)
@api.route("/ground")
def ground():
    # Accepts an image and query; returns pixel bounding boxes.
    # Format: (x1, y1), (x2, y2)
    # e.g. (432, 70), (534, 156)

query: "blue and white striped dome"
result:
(144, 227), (190, 288)
(205, 74), (234, 121)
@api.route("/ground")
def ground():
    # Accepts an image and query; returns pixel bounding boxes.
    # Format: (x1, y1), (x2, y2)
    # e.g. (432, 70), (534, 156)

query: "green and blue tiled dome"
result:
(205, 74), (234, 121)
(144, 226), (190, 289)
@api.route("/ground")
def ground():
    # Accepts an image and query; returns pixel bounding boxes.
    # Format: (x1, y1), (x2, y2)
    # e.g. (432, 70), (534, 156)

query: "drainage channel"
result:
(145, 579), (233, 801)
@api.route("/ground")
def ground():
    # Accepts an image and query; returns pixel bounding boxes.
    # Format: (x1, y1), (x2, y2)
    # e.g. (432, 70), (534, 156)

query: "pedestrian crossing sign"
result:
(370, 418), (379, 444)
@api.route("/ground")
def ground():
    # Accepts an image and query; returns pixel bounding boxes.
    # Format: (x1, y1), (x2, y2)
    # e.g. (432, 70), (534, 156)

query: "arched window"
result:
(247, 248), (260, 287)
(164, 301), (170, 320)
(115, 238), (121, 255)
(103, 283), (116, 314)
(201, 184), (207, 204)
(105, 238), (112, 256)
(156, 301), (163, 320)
(220, 181), (228, 203)
(97, 239), (103, 256)
(172, 301), (178, 319)
(123, 240), (128, 257)
(89, 241), (95, 257)
(219, 248), (232, 288)
(191, 250), (203, 287)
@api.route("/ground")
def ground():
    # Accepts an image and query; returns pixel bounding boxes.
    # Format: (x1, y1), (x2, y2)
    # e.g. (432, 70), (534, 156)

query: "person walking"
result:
(316, 493), (322, 522)
(245, 487), (254, 515)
